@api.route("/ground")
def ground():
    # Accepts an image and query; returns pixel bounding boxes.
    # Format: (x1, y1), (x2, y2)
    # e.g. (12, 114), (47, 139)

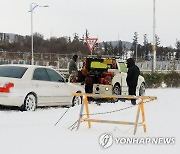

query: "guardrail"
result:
(56, 69), (180, 77)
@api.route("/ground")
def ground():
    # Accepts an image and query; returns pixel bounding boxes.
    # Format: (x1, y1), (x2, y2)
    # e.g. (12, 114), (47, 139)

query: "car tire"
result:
(139, 83), (146, 96)
(113, 84), (121, 102)
(72, 94), (82, 107)
(22, 93), (37, 111)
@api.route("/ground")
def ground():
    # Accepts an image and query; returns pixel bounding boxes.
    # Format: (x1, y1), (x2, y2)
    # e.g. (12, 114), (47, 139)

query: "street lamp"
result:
(29, 3), (49, 65)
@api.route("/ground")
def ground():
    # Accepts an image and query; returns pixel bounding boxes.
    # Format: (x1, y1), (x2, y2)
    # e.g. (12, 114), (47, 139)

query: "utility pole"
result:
(152, 0), (156, 72)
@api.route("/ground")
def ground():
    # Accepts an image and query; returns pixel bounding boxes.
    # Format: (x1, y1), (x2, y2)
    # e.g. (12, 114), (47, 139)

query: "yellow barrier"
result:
(72, 93), (157, 135)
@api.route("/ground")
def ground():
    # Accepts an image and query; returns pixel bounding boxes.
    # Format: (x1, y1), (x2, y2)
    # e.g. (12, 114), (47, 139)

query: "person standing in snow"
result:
(126, 58), (140, 105)
(69, 54), (78, 77)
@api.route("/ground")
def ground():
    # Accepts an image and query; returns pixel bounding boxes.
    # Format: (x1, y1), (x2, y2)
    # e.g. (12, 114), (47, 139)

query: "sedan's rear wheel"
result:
(23, 94), (37, 111)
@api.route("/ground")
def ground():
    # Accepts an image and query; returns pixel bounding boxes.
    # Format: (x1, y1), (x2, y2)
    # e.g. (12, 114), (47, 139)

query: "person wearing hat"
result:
(126, 58), (140, 105)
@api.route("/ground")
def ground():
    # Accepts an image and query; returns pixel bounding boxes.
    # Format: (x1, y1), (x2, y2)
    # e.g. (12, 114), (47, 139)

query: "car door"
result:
(32, 68), (53, 106)
(46, 68), (72, 105)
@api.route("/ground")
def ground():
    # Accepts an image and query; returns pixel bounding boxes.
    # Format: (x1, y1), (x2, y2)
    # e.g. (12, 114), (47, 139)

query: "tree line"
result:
(0, 32), (89, 55)
(0, 31), (180, 60)
(130, 32), (180, 60)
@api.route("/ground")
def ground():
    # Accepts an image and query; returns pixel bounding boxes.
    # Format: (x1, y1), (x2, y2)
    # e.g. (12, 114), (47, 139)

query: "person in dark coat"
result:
(69, 55), (78, 76)
(126, 58), (140, 105)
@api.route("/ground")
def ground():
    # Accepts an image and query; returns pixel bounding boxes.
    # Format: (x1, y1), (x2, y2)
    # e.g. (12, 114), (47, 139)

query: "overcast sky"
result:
(0, 0), (179, 47)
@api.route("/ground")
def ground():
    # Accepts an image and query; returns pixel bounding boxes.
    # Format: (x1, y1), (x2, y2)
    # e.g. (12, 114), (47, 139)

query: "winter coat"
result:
(69, 60), (78, 75)
(126, 58), (140, 87)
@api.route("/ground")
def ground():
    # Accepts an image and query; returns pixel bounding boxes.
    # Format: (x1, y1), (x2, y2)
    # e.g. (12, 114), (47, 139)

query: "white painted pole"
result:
(152, 0), (156, 72)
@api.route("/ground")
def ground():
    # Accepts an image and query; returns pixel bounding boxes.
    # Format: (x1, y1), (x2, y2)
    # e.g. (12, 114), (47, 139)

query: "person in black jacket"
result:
(126, 58), (140, 105)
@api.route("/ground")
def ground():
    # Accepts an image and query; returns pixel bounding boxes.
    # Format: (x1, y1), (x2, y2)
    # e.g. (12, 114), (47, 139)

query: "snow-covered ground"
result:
(0, 88), (179, 154)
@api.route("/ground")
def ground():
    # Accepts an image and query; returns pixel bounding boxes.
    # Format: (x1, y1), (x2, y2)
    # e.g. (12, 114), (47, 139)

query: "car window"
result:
(0, 66), (27, 78)
(119, 62), (127, 73)
(33, 68), (50, 81)
(46, 68), (65, 82)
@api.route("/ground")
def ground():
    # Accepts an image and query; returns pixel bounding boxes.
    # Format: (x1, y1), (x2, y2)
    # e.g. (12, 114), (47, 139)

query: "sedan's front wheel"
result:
(139, 83), (146, 96)
(72, 96), (82, 107)
(113, 84), (121, 102)
(23, 93), (37, 111)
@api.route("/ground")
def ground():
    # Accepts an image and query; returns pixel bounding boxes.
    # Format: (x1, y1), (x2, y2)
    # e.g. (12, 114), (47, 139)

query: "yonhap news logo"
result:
(114, 137), (175, 145)
(98, 133), (113, 149)
(98, 133), (175, 149)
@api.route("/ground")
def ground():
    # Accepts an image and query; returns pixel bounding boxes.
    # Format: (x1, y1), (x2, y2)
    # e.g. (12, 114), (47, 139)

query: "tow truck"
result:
(69, 55), (145, 100)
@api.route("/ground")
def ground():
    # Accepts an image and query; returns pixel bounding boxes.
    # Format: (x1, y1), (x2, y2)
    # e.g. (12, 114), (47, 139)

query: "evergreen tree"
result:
(155, 34), (161, 58)
(85, 29), (89, 38)
(175, 39), (180, 59)
(108, 42), (114, 55)
(155, 34), (160, 47)
(131, 32), (138, 60)
(143, 34), (149, 59)
(73, 33), (79, 42)
(103, 41), (108, 55)
(117, 40), (123, 56)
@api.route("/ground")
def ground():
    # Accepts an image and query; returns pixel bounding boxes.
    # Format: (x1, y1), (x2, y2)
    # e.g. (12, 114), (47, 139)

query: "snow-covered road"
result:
(0, 88), (179, 154)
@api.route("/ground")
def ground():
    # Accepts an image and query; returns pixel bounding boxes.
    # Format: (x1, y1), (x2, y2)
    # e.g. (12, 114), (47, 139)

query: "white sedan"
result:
(0, 64), (84, 111)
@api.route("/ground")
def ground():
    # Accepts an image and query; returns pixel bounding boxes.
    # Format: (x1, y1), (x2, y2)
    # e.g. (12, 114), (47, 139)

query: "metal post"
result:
(84, 95), (91, 128)
(76, 98), (85, 130)
(136, 42), (138, 62)
(140, 99), (146, 133)
(134, 104), (141, 135)
(31, 10), (34, 65)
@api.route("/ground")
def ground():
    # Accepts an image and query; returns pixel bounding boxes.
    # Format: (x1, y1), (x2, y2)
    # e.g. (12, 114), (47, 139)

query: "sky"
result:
(0, 0), (180, 47)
